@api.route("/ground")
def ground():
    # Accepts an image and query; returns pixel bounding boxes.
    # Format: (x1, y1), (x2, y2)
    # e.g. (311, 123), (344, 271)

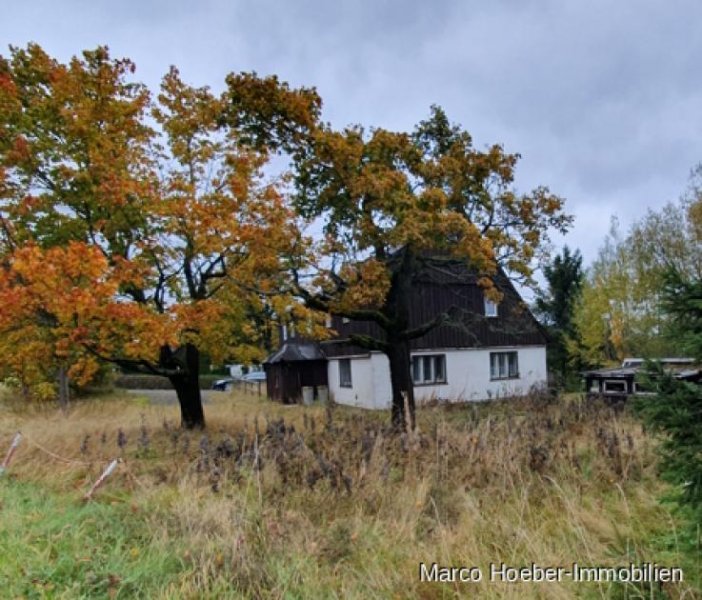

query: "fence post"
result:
(83, 459), (120, 501)
(0, 432), (22, 476)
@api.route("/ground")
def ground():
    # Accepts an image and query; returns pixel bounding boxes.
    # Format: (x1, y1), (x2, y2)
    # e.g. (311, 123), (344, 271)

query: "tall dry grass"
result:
(0, 389), (698, 599)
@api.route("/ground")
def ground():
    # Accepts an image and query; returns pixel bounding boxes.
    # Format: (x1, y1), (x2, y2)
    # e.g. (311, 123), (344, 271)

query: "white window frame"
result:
(339, 359), (352, 388)
(484, 297), (498, 318)
(411, 354), (447, 385)
(490, 351), (519, 380)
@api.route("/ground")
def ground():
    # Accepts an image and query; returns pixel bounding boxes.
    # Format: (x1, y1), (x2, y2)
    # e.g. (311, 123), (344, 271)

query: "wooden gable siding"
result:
(323, 271), (546, 357)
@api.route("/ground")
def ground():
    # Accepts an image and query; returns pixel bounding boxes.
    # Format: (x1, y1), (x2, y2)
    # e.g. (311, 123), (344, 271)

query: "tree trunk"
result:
(167, 343), (205, 429)
(383, 247), (417, 432)
(387, 338), (415, 431)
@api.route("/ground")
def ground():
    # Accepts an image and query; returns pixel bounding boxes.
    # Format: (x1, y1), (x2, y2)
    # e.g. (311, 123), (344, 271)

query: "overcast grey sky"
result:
(3, 0), (701, 269)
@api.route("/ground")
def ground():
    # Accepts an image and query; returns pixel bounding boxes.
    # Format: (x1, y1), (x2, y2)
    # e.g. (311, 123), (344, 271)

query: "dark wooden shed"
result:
(264, 339), (328, 404)
(583, 358), (701, 402)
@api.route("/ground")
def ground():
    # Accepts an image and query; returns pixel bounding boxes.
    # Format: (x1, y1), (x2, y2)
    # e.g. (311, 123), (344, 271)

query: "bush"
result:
(114, 374), (222, 390)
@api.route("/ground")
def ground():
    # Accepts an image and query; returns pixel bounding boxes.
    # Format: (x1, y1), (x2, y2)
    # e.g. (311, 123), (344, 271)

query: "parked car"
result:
(211, 371), (266, 391)
(211, 378), (236, 391)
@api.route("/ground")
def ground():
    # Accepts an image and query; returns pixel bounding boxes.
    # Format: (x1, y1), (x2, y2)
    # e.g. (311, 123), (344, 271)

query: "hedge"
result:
(114, 374), (224, 390)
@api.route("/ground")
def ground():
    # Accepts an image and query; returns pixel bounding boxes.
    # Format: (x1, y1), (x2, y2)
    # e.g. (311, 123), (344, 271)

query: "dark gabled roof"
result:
(264, 338), (326, 364)
(324, 262), (547, 358)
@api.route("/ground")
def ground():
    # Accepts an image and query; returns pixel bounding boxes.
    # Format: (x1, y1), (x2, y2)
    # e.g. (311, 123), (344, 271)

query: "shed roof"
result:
(265, 339), (326, 364)
(583, 362), (701, 380)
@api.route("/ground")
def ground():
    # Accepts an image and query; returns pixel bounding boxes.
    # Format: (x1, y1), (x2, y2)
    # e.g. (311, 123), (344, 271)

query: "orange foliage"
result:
(0, 45), (310, 404)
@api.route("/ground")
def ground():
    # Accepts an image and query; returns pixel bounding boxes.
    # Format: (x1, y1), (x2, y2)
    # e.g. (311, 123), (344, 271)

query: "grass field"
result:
(0, 389), (699, 599)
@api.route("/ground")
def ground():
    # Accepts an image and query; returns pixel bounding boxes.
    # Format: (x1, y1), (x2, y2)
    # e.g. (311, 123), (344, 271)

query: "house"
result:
(322, 264), (548, 409)
(583, 358), (702, 402)
(264, 260), (549, 408)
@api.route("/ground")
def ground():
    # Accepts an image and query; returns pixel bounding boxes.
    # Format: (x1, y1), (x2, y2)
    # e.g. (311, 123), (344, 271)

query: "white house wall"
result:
(370, 353), (393, 409)
(412, 346), (547, 403)
(327, 355), (376, 408)
(327, 346), (547, 409)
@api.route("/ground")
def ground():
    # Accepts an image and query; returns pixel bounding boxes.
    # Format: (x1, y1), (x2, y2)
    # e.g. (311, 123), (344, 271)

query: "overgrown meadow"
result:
(0, 389), (699, 599)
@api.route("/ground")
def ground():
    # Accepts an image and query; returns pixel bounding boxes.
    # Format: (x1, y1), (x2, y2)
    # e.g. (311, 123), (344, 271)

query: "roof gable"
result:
(324, 263), (546, 357)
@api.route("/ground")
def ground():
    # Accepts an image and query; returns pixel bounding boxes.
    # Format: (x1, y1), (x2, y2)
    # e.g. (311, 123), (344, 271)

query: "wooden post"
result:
(83, 459), (120, 501)
(0, 432), (22, 475)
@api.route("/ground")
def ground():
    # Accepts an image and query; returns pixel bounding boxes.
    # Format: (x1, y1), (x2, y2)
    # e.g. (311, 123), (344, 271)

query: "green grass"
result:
(0, 480), (183, 599)
(0, 391), (700, 598)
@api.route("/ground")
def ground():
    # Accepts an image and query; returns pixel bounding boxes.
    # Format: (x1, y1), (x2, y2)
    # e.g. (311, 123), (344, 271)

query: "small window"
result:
(325, 314), (333, 328)
(412, 354), (447, 385)
(490, 351), (518, 380)
(339, 359), (352, 387)
(603, 380), (626, 394)
(484, 297), (498, 318)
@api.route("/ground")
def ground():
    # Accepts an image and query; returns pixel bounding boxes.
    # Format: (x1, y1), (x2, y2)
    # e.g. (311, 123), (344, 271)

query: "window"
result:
(339, 359), (352, 387)
(412, 354), (447, 385)
(484, 297), (498, 318)
(603, 380), (626, 394)
(490, 352), (518, 380)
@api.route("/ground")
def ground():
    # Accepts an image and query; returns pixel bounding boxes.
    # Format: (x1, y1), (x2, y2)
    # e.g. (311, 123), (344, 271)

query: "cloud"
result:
(2, 0), (701, 265)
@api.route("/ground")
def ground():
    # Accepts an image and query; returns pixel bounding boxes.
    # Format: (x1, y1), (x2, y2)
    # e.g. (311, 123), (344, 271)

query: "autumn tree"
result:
(570, 220), (666, 366)
(534, 246), (583, 387)
(0, 242), (162, 406)
(571, 178), (702, 367)
(0, 45), (301, 427)
(629, 169), (702, 282)
(226, 89), (571, 429)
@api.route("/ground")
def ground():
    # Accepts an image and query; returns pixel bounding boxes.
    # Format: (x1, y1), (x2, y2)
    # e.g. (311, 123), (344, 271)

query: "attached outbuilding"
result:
(263, 338), (328, 404)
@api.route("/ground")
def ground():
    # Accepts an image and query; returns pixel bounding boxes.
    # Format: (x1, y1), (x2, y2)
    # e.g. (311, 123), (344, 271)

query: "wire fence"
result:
(1, 431), (124, 501)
